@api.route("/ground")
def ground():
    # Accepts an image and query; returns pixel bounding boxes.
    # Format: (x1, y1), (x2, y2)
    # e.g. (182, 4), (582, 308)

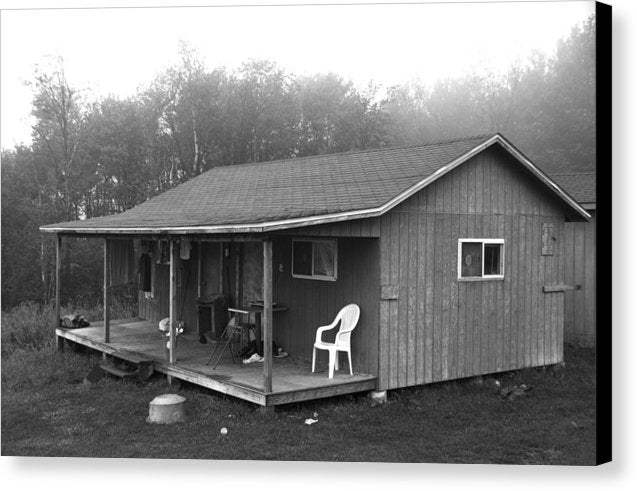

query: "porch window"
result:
(458, 239), (504, 280)
(292, 239), (337, 281)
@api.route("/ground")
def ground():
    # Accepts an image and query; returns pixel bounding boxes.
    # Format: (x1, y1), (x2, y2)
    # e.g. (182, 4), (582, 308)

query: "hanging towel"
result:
(138, 253), (152, 292)
(180, 239), (192, 260)
(157, 241), (170, 265)
(109, 239), (136, 286)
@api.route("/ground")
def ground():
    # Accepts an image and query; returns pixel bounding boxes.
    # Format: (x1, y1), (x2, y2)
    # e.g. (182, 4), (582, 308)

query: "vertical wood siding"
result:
(137, 235), (380, 378)
(277, 217), (381, 238)
(377, 146), (568, 391)
(271, 236), (380, 376)
(563, 212), (596, 347)
(138, 242), (223, 334)
(242, 242), (263, 305)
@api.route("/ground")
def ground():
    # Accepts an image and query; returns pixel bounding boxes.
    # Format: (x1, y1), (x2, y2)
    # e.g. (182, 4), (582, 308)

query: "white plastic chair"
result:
(312, 304), (360, 379)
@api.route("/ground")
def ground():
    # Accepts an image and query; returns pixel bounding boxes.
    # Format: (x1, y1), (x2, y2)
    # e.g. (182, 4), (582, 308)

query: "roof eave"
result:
(38, 206), (385, 236)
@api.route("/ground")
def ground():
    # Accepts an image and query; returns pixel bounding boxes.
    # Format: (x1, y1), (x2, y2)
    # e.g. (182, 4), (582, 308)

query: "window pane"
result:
(461, 242), (482, 277)
(293, 241), (312, 276)
(313, 241), (335, 277)
(484, 243), (502, 275)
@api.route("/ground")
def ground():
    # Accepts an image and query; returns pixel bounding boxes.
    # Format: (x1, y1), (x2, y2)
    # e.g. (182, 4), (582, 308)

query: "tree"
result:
(1, 147), (54, 305)
(297, 73), (355, 155)
(83, 96), (157, 215)
(234, 59), (300, 163)
(30, 57), (89, 221)
(539, 15), (596, 172)
(383, 81), (434, 146)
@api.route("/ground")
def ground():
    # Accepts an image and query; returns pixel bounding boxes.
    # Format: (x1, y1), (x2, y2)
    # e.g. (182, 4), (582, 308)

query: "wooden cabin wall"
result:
(377, 146), (567, 391)
(200, 242), (224, 300)
(279, 217), (381, 238)
(138, 262), (169, 323)
(138, 242), (224, 334)
(242, 242), (263, 306)
(272, 236), (380, 376)
(563, 211), (596, 347)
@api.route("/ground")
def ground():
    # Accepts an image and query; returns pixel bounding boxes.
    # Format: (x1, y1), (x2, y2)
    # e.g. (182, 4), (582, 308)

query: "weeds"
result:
(1, 299), (136, 355)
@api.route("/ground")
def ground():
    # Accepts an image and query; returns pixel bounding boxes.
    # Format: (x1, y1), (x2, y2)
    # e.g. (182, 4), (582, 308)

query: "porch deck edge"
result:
(152, 362), (267, 405)
(265, 377), (378, 406)
(56, 328), (377, 407)
(56, 327), (267, 405)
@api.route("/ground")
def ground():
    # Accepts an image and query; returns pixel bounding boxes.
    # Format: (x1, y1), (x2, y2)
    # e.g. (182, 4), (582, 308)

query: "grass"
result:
(1, 341), (596, 463)
(1, 299), (135, 356)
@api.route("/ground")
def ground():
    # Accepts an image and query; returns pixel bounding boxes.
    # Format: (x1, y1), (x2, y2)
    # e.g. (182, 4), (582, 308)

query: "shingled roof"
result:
(549, 172), (596, 209)
(41, 133), (589, 235)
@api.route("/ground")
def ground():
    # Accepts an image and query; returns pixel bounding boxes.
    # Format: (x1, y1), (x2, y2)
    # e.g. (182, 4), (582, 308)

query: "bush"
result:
(1, 301), (56, 355)
(1, 297), (137, 355)
(1, 346), (100, 391)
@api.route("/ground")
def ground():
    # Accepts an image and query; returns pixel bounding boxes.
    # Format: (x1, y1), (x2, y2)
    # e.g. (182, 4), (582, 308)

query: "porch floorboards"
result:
(56, 318), (377, 407)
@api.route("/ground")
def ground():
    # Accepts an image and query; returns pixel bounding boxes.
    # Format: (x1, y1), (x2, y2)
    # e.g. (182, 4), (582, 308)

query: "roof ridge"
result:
(206, 133), (496, 171)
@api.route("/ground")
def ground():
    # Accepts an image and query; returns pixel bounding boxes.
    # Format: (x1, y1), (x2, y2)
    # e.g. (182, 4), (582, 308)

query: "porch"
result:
(57, 318), (377, 407)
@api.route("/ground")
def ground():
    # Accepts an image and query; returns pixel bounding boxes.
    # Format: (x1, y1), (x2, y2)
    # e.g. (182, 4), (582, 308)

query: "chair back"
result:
(335, 304), (360, 348)
(223, 316), (237, 338)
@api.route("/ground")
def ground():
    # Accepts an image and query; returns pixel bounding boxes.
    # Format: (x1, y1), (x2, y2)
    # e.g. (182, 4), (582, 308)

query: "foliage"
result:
(1, 16), (595, 310)
(1, 299), (137, 356)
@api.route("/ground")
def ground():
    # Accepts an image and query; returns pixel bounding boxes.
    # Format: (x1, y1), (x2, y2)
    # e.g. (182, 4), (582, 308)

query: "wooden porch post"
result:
(263, 239), (273, 394)
(197, 241), (202, 298)
(103, 238), (111, 343)
(55, 234), (64, 352)
(169, 239), (178, 365)
(234, 243), (242, 307)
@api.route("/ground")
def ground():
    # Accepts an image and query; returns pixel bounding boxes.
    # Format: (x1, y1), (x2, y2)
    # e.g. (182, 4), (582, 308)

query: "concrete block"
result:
(369, 390), (387, 404)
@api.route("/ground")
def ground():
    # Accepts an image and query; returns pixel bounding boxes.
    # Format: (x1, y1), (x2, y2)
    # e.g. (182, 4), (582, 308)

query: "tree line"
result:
(1, 16), (595, 309)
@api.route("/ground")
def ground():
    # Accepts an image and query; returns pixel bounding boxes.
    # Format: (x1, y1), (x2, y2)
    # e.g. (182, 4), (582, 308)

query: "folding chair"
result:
(206, 316), (255, 369)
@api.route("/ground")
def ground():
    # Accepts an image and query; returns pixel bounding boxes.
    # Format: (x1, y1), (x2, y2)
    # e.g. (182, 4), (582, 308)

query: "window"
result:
(458, 239), (504, 280)
(292, 239), (337, 281)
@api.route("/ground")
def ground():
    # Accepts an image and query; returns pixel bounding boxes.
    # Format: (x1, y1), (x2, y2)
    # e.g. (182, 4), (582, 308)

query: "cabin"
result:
(40, 134), (590, 408)
(549, 172), (596, 347)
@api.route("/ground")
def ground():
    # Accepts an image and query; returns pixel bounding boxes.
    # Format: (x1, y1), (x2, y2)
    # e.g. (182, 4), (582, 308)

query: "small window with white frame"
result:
(292, 238), (337, 281)
(458, 239), (504, 280)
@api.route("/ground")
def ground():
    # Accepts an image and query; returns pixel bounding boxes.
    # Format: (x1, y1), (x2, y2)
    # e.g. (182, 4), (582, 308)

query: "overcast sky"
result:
(1, 0), (595, 150)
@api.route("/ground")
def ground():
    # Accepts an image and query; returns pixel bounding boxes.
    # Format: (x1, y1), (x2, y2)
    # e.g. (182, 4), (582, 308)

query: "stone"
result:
(369, 390), (387, 404)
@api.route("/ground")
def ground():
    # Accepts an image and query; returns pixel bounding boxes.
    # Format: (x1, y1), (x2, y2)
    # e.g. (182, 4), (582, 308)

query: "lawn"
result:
(1, 341), (596, 463)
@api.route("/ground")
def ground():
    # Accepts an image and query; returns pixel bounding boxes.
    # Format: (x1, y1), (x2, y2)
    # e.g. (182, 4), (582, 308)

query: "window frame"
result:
(291, 238), (338, 282)
(457, 238), (505, 281)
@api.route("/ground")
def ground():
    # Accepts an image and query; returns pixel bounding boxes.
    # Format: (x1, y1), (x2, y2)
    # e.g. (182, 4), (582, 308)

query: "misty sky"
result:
(1, 0), (595, 150)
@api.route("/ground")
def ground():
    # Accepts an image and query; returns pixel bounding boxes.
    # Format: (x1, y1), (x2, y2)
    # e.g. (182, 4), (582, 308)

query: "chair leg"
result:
(328, 350), (335, 379)
(347, 349), (353, 375)
(206, 342), (220, 366)
(211, 336), (233, 369)
(335, 351), (339, 372)
(209, 325), (237, 369)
